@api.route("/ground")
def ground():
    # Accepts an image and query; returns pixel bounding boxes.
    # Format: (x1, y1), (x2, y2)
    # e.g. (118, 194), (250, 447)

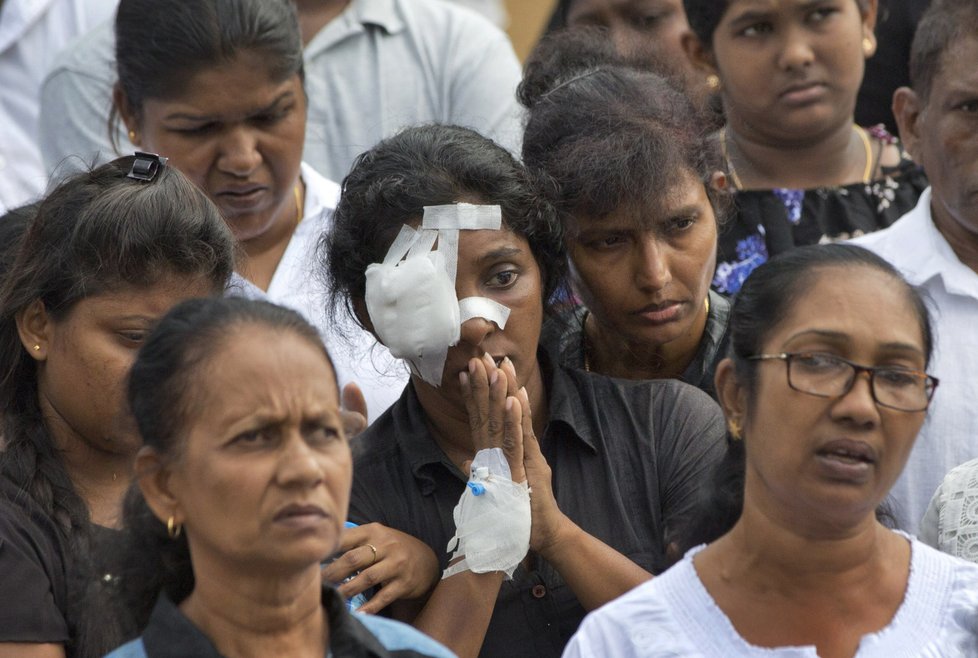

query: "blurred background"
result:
(504, 0), (558, 60)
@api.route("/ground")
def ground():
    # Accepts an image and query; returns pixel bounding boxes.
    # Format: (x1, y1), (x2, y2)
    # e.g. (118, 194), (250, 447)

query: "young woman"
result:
(521, 64), (730, 397)
(106, 297), (452, 658)
(323, 124), (727, 657)
(565, 245), (978, 657)
(112, 0), (406, 422)
(681, 0), (929, 294)
(0, 155), (235, 658)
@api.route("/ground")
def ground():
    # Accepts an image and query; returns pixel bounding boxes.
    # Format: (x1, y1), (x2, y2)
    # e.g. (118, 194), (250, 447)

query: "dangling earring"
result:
(727, 418), (743, 441)
(706, 74), (721, 91)
(167, 516), (182, 539)
(862, 37), (874, 56)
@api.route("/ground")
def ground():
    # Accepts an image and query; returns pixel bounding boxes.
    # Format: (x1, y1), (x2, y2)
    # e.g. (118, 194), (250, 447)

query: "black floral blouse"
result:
(712, 126), (929, 295)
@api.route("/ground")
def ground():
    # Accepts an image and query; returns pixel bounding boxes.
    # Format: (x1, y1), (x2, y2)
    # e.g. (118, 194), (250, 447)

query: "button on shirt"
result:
(348, 356), (726, 658)
(851, 188), (978, 534)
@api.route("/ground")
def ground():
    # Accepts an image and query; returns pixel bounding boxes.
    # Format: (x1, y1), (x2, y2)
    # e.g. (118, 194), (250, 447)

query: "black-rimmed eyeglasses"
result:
(747, 352), (939, 412)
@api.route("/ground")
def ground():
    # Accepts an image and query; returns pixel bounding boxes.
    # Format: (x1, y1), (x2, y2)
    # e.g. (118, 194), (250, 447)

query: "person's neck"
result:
(413, 365), (548, 472)
(180, 562), (327, 658)
(724, 118), (865, 190)
(931, 195), (978, 274)
(39, 400), (134, 528)
(238, 180), (304, 291)
(586, 304), (707, 380)
(293, 0), (352, 45)
(707, 482), (901, 595)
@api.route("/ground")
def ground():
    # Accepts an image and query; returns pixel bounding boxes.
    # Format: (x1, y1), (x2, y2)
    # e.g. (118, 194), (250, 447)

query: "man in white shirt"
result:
(852, 0), (978, 534)
(39, 0), (523, 183)
(0, 0), (116, 213)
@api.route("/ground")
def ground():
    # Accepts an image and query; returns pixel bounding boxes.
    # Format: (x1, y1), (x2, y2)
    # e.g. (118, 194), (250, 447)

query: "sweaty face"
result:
(567, 0), (695, 78)
(709, 0), (875, 143)
(34, 276), (220, 459)
(567, 171), (717, 356)
(166, 325), (351, 574)
(131, 52), (306, 245)
(735, 266), (928, 529)
(909, 35), (978, 242)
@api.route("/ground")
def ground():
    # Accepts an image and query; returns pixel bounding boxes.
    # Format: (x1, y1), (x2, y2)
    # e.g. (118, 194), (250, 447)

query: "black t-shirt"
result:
(349, 358), (726, 658)
(0, 475), (70, 643)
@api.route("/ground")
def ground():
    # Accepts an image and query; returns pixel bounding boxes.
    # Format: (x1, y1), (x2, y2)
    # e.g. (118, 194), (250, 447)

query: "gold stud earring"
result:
(166, 516), (182, 539)
(706, 74), (721, 91)
(128, 129), (137, 143)
(862, 37), (874, 56)
(727, 418), (742, 441)
(32, 344), (41, 352)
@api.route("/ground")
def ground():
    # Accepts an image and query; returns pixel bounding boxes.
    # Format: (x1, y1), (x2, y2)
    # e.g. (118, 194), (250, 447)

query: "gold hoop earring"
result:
(862, 37), (874, 56)
(727, 419), (742, 441)
(706, 74), (721, 91)
(167, 516), (182, 539)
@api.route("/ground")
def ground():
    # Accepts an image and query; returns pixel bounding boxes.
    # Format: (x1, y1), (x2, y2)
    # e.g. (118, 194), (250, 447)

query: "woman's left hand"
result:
(322, 522), (440, 614)
(495, 359), (570, 558)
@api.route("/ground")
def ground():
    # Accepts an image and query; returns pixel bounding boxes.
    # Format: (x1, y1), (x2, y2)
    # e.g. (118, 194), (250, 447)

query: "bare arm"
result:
(0, 644), (65, 658)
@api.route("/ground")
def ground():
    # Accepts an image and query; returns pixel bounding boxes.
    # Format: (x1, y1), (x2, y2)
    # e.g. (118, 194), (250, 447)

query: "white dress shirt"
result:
(852, 188), (978, 535)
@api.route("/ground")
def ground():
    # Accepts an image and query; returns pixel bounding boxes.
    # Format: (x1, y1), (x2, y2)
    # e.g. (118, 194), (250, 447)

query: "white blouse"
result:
(920, 458), (978, 563)
(564, 535), (978, 657)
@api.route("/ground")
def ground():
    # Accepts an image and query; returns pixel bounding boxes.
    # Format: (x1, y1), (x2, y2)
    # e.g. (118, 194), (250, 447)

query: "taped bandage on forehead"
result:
(364, 203), (512, 386)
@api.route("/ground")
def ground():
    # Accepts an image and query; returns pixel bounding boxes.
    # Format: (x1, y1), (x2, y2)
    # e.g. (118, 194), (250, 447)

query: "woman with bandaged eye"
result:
(321, 124), (727, 658)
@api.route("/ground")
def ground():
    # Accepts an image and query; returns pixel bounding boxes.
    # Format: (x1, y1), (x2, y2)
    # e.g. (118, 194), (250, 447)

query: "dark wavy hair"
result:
(112, 0), (303, 147)
(114, 297), (330, 631)
(683, 0), (872, 47)
(0, 156), (234, 658)
(909, 0), (978, 104)
(680, 244), (934, 549)
(522, 62), (729, 235)
(322, 124), (564, 330)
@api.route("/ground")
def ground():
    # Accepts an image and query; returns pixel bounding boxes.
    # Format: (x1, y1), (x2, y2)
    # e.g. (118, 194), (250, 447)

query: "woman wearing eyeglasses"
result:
(564, 244), (978, 657)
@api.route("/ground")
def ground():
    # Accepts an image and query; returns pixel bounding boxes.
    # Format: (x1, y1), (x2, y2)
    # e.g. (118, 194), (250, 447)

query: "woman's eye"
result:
(117, 330), (148, 346)
(740, 21), (773, 37)
(588, 235), (628, 250)
(307, 424), (342, 444)
(487, 269), (519, 288)
(669, 216), (696, 233)
(808, 6), (838, 23)
(172, 123), (215, 135)
(233, 428), (272, 445)
(876, 369), (922, 389)
(794, 353), (843, 372)
(958, 100), (978, 114)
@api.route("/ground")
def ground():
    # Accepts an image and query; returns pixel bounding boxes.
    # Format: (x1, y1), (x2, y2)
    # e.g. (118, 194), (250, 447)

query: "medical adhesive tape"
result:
(459, 297), (510, 330)
(422, 203), (502, 230)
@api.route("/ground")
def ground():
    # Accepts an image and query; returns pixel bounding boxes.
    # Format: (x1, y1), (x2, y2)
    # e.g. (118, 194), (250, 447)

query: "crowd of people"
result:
(0, 0), (976, 657)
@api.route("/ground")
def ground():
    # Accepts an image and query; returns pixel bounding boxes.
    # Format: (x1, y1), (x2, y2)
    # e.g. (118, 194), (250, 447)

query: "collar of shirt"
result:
(140, 584), (390, 658)
(857, 187), (978, 299)
(304, 0), (405, 58)
(392, 350), (598, 493)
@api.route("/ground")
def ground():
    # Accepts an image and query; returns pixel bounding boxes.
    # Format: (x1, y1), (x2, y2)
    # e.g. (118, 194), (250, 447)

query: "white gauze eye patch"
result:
(364, 204), (511, 386)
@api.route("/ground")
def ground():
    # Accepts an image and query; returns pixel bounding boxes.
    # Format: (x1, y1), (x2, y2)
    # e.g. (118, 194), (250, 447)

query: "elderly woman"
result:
(564, 244), (978, 657)
(323, 123), (726, 657)
(105, 298), (453, 658)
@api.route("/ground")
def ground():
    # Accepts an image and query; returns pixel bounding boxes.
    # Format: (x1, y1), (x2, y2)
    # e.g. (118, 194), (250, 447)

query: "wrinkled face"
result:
(735, 266), (927, 527)
(566, 171), (717, 353)
(567, 0), (694, 77)
(408, 226), (545, 407)
(167, 325), (351, 573)
(33, 276), (219, 457)
(908, 35), (978, 241)
(129, 52), (306, 244)
(709, 0), (875, 141)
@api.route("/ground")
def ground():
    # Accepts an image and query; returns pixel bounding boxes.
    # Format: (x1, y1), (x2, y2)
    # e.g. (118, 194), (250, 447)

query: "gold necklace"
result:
(720, 126), (875, 190)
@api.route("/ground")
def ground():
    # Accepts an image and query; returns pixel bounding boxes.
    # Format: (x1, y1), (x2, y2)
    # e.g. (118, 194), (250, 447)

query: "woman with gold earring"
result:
(681, 0), (928, 296)
(0, 155), (235, 658)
